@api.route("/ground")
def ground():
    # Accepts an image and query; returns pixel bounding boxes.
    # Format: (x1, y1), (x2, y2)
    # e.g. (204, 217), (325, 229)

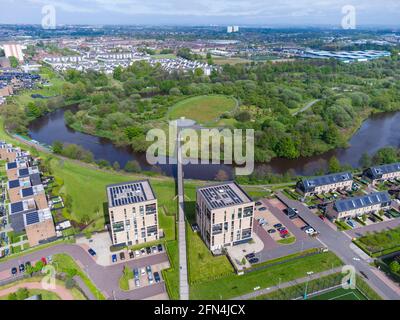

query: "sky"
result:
(1, 0), (400, 27)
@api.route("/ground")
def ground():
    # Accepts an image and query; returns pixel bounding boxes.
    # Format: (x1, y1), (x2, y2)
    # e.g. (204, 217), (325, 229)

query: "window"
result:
(147, 225), (158, 237)
(238, 208), (242, 219)
(212, 223), (223, 235)
(145, 203), (157, 215)
(243, 206), (253, 218)
(112, 221), (124, 233)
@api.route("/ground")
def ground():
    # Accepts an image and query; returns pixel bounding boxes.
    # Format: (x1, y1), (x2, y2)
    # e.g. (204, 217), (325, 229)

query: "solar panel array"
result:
(22, 187), (34, 198)
(335, 192), (391, 213)
(303, 172), (353, 190)
(199, 184), (244, 209)
(7, 162), (17, 170)
(25, 211), (39, 225)
(108, 182), (148, 207)
(10, 202), (24, 214)
(18, 168), (29, 177)
(371, 163), (400, 178)
(8, 180), (20, 189)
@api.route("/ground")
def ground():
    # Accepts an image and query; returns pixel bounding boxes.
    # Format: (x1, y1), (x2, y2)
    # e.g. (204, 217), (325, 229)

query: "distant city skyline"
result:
(1, 0), (400, 27)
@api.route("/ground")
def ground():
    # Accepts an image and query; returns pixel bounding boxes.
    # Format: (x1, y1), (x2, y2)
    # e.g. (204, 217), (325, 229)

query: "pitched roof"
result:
(335, 192), (391, 213)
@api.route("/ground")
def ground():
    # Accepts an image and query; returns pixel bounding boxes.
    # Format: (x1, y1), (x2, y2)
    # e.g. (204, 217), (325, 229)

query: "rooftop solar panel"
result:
(335, 192), (391, 213)
(7, 162), (17, 170)
(22, 187), (34, 198)
(18, 168), (29, 177)
(25, 211), (39, 225)
(8, 180), (20, 189)
(10, 202), (24, 214)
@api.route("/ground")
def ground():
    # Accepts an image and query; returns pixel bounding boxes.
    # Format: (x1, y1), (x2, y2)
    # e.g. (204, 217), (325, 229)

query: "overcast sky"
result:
(1, 0), (400, 26)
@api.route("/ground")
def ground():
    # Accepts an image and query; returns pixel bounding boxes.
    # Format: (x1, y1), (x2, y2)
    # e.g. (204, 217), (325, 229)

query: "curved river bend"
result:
(28, 108), (400, 180)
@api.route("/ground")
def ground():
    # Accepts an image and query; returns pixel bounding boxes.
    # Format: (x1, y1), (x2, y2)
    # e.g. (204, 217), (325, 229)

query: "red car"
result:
(41, 257), (47, 265)
(279, 229), (289, 235)
(319, 215), (325, 220)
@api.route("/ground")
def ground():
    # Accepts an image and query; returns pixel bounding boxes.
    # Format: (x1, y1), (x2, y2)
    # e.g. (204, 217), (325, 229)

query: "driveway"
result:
(0, 243), (170, 300)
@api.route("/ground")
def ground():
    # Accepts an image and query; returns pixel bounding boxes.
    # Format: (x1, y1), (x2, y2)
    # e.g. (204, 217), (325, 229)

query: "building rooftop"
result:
(366, 163), (400, 179)
(107, 180), (155, 208)
(335, 192), (391, 213)
(299, 172), (353, 191)
(9, 199), (36, 215)
(24, 208), (53, 226)
(197, 181), (253, 209)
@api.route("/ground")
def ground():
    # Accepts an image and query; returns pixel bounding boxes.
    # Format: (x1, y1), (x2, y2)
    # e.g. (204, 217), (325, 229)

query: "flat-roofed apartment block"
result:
(24, 208), (56, 247)
(0, 146), (27, 163)
(196, 182), (255, 253)
(7, 183), (48, 209)
(363, 163), (400, 185)
(0, 142), (13, 160)
(331, 192), (391, 220)
(296, 172), (353, 197)
(107, 180), (159, 246)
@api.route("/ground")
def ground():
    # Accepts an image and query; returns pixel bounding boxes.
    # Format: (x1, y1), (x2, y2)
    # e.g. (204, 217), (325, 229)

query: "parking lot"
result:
(110, 243), (165, 265)
(129, 261), (168, 290)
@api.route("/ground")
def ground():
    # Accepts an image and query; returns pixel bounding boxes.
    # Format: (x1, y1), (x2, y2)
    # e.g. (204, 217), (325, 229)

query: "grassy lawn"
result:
(52, 253), (105, 300)
(0, 277), (85, 300)
(309, 287), (367, 300)
(187, 225), (235, 285)
(162, 240), (179, 300)
(168, 95), (237, 124)
(277, 236), (296, 245)
(119, 265), (133, 291)
(355, 227), (400, 256)
(190, 251), (343, 300)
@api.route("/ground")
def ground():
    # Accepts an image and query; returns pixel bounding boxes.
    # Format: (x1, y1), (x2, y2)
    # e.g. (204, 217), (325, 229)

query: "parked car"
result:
(11, 267), (17, 275)
(154, 272), (161, 283)
(146, 265), (152, 274)
(245, 253), (255, 260)
(360, 271), (369, 279)
(152, 246), (157, 253)
(135, 250), (140, 256)
(119, 252), (125, 260)
(148, 273), (154, 285)
(273, 223), (282, 229)
(41, 257), (47, 265)
(267, 229), (276, 234)
(255, 201), (262, 206)
(88, 248), (96, 256)
(129, 250), (134, 259)
(141, 268), (146, 275)
(259, 207), (267, 211)
(157, 244), (163, 252)
(111, 254), (117, 263)
(19, 264), (25, 273)
(248, 258), (259, 264)
(146, 247), (151, 254)
(135, 279), (140, 287)
(140, 248), (146, 255)
(319, 215), (325, 220)
(277, 227), (286, 232)
(133, 268), (139, 279)
(368, 216), (377, 223)
(47, 255), (52, 263)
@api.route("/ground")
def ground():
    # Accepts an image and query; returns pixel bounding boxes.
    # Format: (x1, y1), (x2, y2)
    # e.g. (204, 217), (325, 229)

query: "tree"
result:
(359, 152), (372, 169)
(15, 288), (29, 300)
(390, 261), (400, 274)
(328, 156), (341, 173)
(52, 141), (64, 154)
(215, 169), (229, 181)
(235, 111), (251, 122)
(373, 147), (399, 165)
(113, 161), (120, 171)
(65, 277), (76, 289)
(124, 160), (141, 173)
(9, 56), (19, 68)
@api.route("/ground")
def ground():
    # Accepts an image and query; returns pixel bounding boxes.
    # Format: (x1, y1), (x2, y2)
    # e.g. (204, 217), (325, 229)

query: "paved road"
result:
(177, 130), (189, 300)
(233, 267), (342, 300)
(0, 244), (169, 300)
(292, 99), (320, 116)
(276, 191), (400, 300)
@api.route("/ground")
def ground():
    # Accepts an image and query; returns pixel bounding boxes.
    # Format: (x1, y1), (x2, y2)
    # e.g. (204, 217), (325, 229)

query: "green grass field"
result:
(308, 287), (367, 300)
(168, 95), (237, 124)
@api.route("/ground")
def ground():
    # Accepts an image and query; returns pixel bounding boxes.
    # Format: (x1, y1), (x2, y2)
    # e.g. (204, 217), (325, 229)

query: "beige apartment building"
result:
(296, 172), (353, 197)
(331, 192), (391, 220)
(107, 180), (159, 246)
(196, 182), (255, 253)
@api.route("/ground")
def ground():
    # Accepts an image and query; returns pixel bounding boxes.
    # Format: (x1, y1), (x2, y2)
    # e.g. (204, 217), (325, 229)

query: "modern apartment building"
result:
(196, 182), (255, 253)
(331, 192), (391, 220)
(296, 172), (353, 197)
(107, 180), (159, 246)
(363, 163), (400, 185)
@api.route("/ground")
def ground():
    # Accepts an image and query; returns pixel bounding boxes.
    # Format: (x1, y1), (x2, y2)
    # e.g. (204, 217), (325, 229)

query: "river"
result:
(28, 108), (400, 180)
